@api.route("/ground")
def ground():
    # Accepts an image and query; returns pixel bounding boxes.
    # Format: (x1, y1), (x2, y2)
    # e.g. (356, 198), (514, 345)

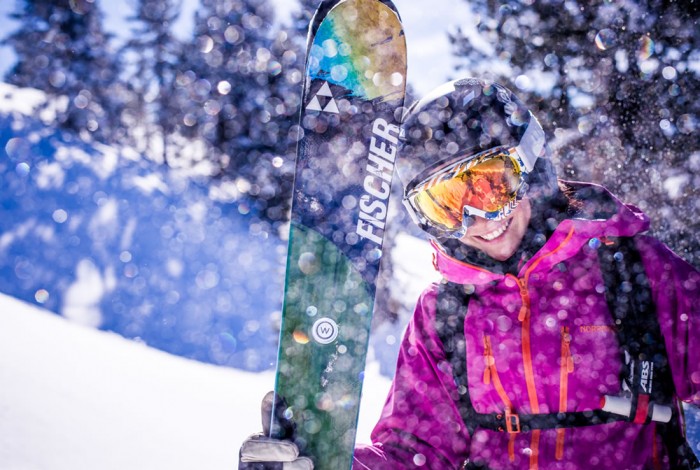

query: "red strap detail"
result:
(634, 394), (651, 424)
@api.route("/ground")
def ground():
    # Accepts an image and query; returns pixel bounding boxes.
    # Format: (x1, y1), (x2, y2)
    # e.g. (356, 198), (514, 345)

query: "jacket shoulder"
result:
(634, 234), (700, 280)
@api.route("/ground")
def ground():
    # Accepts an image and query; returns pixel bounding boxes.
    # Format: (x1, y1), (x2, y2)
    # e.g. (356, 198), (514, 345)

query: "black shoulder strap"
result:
(598, 236), (700, 468)
(597, 237), (673, 406)
(435, 281), (477, 436)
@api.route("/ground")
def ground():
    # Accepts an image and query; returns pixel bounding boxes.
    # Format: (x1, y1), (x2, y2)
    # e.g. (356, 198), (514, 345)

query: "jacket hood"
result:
(433, 181), (650, 285)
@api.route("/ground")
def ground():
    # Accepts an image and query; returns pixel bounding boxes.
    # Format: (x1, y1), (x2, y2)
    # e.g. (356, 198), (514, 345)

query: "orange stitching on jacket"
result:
(557, 326), (574, 460)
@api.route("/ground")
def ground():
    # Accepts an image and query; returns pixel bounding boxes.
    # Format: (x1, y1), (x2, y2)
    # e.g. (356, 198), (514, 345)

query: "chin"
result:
(490, 248), (518, 261)
(477, 235), (521, 261)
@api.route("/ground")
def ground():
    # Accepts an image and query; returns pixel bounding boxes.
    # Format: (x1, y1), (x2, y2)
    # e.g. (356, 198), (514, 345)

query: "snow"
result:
(0, 292), (392, 469)
(61, 258), (112, 328)
(2, 273), (698, 469)
(663, 173), (691, 200)
(0, 86), (44, 115)
(391, 233), (441, 297)
(0, 82), (288, 372)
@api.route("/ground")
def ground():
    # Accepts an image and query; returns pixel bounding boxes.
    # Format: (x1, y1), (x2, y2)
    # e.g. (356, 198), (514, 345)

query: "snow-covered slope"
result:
(0, 292), (391, 469)
(3, 290), (698, 468)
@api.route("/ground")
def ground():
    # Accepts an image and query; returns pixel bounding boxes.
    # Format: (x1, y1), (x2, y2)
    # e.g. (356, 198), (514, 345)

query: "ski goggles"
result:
(403, 146), (531, 238)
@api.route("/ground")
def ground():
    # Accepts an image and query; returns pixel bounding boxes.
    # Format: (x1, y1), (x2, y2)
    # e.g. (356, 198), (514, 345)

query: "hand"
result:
(238, 392), (314, 470)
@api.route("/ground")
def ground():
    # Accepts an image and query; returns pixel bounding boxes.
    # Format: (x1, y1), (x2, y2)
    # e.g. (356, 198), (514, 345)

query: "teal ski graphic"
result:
(271, 0), (407, 468)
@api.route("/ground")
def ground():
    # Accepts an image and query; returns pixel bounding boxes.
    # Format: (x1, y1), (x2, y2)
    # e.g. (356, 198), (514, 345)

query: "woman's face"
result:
(458, 198), (532, 261)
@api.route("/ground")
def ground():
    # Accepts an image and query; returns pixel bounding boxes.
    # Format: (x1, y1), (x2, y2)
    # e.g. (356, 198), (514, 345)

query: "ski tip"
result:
(304, 0), (407, 103)
(308, 0), (404, 43)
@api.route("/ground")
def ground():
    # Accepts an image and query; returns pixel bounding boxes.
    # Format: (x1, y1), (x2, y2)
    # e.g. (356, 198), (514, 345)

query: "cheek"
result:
(506, 227), (525, 250)
(512, 203), (531, 237)
(510, 216), (528, 245)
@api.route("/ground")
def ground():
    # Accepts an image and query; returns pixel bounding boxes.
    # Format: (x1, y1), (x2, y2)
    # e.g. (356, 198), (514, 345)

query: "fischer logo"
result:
(307, 82), (339, 114)
(640, 360), (653, 394)
(355, 118), (399, 245)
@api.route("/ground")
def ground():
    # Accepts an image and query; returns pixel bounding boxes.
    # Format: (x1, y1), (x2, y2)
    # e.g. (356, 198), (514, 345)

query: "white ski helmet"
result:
(397, 78), (557, 237)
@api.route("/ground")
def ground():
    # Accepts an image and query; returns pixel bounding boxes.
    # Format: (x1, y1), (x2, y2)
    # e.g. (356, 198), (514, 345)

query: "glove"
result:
(239, 434), (314, 470)
(238, 391), (314, 470)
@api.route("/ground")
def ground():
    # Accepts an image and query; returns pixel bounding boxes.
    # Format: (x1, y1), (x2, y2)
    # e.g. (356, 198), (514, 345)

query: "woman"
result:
(241, 78), (700, 469)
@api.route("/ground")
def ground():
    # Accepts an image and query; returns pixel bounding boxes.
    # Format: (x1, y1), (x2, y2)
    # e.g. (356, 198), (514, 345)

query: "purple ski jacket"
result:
(353, 183), (700, 469)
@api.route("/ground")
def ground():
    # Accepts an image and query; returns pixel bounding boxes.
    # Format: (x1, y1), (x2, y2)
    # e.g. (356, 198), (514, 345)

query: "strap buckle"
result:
(505, 408), (521, 433)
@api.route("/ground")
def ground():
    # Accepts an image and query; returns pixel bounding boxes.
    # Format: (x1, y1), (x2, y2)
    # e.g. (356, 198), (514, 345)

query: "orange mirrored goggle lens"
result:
(411, 155), (521, 230)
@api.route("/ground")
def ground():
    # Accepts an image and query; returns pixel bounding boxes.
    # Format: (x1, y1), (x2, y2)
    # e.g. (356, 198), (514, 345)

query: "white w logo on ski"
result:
(307, 82), (340, 114)
(312, 317), (338, 344)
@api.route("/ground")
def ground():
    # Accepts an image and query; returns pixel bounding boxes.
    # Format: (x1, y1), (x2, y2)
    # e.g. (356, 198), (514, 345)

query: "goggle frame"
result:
(402, 146), (531, 239)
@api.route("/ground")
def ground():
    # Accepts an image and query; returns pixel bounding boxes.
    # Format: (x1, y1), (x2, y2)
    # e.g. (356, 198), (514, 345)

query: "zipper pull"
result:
(516, 279), (529, 322)
(562, 327), (574, 373)
(483, 335), (493, 385)
(518, 305), (528, 322)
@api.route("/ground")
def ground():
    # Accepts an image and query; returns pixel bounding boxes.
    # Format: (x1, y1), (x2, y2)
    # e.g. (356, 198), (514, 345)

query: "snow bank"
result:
(0, 293), (391, 469)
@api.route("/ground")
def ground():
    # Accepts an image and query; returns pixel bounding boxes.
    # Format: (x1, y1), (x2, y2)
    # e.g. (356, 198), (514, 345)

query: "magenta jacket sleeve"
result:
(352, 285), (471, 469)
(638, 235), (700, 405)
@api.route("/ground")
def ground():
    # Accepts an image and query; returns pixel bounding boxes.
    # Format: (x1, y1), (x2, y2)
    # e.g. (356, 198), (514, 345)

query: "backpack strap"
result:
(597, 236), (674, 421)
(597, 236), (700, 468)
(435, 281), (477, 436)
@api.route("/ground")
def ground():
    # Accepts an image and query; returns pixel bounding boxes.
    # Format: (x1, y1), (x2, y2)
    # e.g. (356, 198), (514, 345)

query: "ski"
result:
(271, 0), (407, 468)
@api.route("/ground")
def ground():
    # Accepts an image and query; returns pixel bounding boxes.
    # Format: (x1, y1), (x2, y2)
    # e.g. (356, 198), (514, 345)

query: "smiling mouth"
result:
(477, 219), (512, 241)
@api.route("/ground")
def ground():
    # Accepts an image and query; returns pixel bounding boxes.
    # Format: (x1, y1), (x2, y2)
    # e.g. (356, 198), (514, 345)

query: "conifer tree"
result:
(3, 0), (121, 141)
(451, 0), (700, 263)
(122, 0), (183, 164)
(176, 0), (304, 226)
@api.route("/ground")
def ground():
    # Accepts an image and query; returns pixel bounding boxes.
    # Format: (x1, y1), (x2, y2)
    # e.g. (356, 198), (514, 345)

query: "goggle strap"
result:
(514, 112), (545, 172)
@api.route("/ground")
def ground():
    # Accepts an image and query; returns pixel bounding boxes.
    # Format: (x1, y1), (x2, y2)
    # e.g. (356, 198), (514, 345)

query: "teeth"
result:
(479, 220), (510, 241)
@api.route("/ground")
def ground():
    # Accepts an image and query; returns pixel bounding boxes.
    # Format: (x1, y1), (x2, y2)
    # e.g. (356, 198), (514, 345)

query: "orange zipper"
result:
(556, 326), (574, 460)
(483, 335), (516, 462)
(506, 274), (539, 415)
(513, 225), (576, 469)
(482, 336), (513, 408)
(515, 276), (540, 470)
